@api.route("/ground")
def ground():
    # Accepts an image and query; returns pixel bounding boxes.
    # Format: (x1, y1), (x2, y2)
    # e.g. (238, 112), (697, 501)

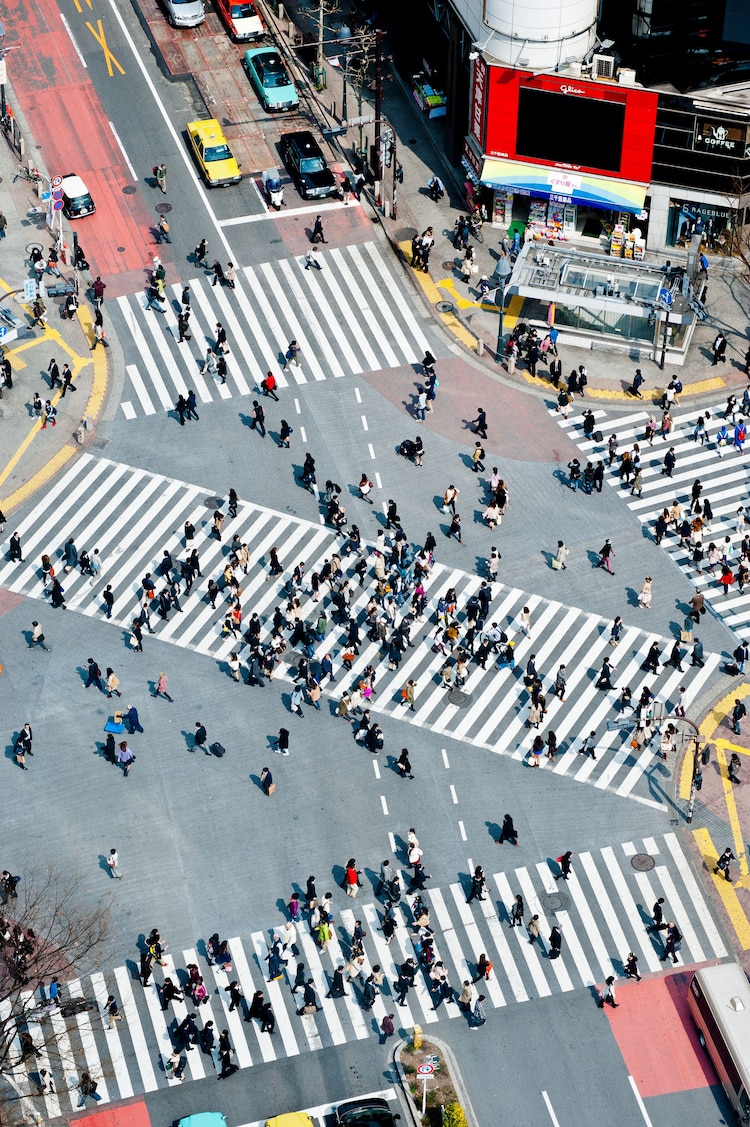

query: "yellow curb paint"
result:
(712, 738), (750, 757)
(680, 688), (747, 799)
(78, 305), (108, 423)
(503, 295), (524, 332)
(0, 305), (106, 510)
(0, 444), (76, 512)
(693, 827), (750, 948)
(714, 744), (748, 875)
(397, 243), (478, 351)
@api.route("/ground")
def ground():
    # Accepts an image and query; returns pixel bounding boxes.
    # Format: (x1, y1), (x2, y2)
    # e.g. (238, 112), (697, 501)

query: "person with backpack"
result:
(735, 419), (747, 452)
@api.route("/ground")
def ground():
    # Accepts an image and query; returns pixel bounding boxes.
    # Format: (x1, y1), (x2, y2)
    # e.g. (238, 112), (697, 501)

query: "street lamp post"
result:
(658, 307), (671, 370)
(493, 258), (511, 364)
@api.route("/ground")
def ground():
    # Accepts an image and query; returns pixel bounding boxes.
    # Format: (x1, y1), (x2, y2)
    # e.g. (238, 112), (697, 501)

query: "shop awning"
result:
(480, 159), (648, 214)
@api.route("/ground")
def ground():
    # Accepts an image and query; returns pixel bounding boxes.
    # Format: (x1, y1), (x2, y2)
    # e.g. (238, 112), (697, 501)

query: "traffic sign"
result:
(53, 200), (64, 211)
(659, 287), (674, 307)
(0, 326), (8, 338)
(23, 280), (37, 302)
(51, 176), (62, 188)
(416, 1064), (434, 1076)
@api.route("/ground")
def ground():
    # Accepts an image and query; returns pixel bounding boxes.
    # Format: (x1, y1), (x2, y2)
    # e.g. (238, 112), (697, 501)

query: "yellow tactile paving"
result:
(0, 301), (108, 511)
(693, 827), (750, 949)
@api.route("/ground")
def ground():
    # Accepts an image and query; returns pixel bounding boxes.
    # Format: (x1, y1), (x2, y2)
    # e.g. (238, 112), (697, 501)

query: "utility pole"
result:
(373, 29), (383, 182)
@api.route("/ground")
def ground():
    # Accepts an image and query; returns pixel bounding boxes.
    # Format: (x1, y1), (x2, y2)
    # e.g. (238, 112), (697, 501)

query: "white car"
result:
(163, 0), (205, 28)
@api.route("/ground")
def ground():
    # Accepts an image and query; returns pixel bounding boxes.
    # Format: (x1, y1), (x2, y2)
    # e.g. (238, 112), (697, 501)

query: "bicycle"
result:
(14, 165), (42, 184)
(469, 217), (484, 244)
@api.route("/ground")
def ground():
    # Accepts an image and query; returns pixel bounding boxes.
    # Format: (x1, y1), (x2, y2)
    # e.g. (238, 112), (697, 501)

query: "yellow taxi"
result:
(187, 119), (242, 187)
(265, 1116), (315, 1127)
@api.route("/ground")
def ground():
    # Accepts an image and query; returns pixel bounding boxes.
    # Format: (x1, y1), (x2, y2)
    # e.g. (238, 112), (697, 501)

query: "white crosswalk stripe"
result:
(1, 453), (722, 806)
(113, 241), (431, 418)
(9, 834), (725, 1103)
(553, 398), (750, 632)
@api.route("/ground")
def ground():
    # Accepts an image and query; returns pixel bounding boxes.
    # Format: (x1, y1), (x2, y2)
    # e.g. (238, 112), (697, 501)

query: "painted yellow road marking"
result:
(0, 306), (108, 512)
(398, 242), (477, 351)
(693, 827), (750, 948)
(86, 19), (125, 76)
(679, 688), (744, 799)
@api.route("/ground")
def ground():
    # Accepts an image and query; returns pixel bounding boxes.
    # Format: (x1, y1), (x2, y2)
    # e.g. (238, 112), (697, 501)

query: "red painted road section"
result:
(609, 971), (716, 1098)
(274, 200), (375, 258)
(6, 0), (154, 292)
(76, 1099), (152, 1127)
(0, 589), (24, 616)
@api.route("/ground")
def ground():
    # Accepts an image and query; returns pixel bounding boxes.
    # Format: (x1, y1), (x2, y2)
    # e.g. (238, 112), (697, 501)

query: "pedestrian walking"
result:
(510, 894), (524, 927)
(304, 247), (322, 270)
(556, 851), (572, 881)
(77, 1073), (102, 1107)
(732, 698), (746, 735)
(260, 766), (274, 795)
(472, 407), (488, 438)
(661, 921), (682, 963)
(379, 1013), (395, 1043)
(638, 576), (653, 610)
(496, 813), (518, 845)
(103, 994), (123, 1027)
(468, 994), (486, 1028)
(156, 215), (171, 243)
(311, 215), (326, 243)
(152, 671), (174, 702)
(211, 260), (225, 287)
(29, 621), (49, 650)
(598, 976), (619, 1008)
(624, 952), (641, 981)
(117, 742), (135, 777)
(106, 848), (122, 879)
(85, 657), (104, 691)
(250, 400), (266, 438)
(714, 846), (736, 882)
(597, 539), (615, 574)
(647, 897), (666, 933)
(154, 163), (167, 193)
(396, 747), (413, 777)
(549, 926), (563, 959)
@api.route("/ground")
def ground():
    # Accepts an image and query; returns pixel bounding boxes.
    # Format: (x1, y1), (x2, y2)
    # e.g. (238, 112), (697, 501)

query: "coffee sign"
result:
(693, 118), (747, 157)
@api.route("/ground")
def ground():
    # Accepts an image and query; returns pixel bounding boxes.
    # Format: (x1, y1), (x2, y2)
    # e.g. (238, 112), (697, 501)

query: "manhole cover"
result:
(631, 853), (655, 871)
(445, 689), (471, 707)
(204, 496), (223, 509)
(541, 891), (566, 913)
(117, 246), (126, 252)
(436, 301), (454, 314)
(122, 185), (137, 195)
(155, 202), (173, 215)
(442, 261), (456, 270)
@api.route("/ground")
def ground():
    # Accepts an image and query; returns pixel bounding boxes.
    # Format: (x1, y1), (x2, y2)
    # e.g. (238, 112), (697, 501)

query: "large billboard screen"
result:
(482, 67), (658, 184)
(516, 86), (626, 172)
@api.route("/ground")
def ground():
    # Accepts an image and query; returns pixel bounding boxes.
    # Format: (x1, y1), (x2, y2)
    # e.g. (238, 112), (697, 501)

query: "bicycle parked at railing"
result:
(14, 164), (42, 184)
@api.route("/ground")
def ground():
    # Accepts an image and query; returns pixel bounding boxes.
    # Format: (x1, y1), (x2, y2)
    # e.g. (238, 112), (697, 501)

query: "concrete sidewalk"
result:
(0, 80), (111, 516)
(303, 22), (750, 406)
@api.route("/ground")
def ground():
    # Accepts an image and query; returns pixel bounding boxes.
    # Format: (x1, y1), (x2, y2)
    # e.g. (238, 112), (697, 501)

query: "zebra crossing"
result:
(7, 832), (726, 1107)
(554, 397), (750, 632)
(0, 453), (721, 805)
(113, 240), (433, 419)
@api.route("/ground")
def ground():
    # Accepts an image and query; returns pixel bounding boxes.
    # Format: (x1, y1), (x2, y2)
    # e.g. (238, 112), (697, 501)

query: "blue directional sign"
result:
(659, 287), (674, 307)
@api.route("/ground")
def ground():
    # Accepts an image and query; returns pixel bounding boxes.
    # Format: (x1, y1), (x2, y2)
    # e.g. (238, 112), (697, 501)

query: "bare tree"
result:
(0, 864), (111, 1124)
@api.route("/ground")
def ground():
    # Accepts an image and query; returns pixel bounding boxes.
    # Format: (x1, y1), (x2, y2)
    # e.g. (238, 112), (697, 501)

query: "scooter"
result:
(262, 167), (284, 211)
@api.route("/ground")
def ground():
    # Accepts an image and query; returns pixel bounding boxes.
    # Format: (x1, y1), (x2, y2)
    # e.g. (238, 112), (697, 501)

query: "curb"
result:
(392, 1035), (480, 1127)
(0, 305), (110, 513)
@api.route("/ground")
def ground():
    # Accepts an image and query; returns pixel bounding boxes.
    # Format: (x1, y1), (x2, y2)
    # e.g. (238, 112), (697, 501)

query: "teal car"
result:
(244, 47), (299, 112)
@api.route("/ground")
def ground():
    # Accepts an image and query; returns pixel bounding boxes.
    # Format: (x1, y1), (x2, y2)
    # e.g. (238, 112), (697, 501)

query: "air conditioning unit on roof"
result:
(592, 53), (615, 79)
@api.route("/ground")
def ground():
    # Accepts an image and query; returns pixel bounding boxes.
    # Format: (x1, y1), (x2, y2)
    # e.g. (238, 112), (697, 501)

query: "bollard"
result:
(412, 1023), (422, 1050)
(476, 339), (484, 357)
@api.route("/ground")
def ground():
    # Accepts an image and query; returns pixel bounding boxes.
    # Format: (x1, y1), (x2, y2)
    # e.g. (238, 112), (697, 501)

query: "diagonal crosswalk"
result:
(553, 398), (750, 632)
(9, 833), (726, 1105)
(0, 454), (721, 805)
(112, 241), (433, 420)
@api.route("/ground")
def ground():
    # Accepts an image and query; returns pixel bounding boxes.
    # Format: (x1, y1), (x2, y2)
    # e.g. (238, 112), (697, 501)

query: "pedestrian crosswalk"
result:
(113, 240), (433, 419)
(0, 454), (721, 805)
(7, 832), (726, 1106)
(554, 397), (750, 632)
